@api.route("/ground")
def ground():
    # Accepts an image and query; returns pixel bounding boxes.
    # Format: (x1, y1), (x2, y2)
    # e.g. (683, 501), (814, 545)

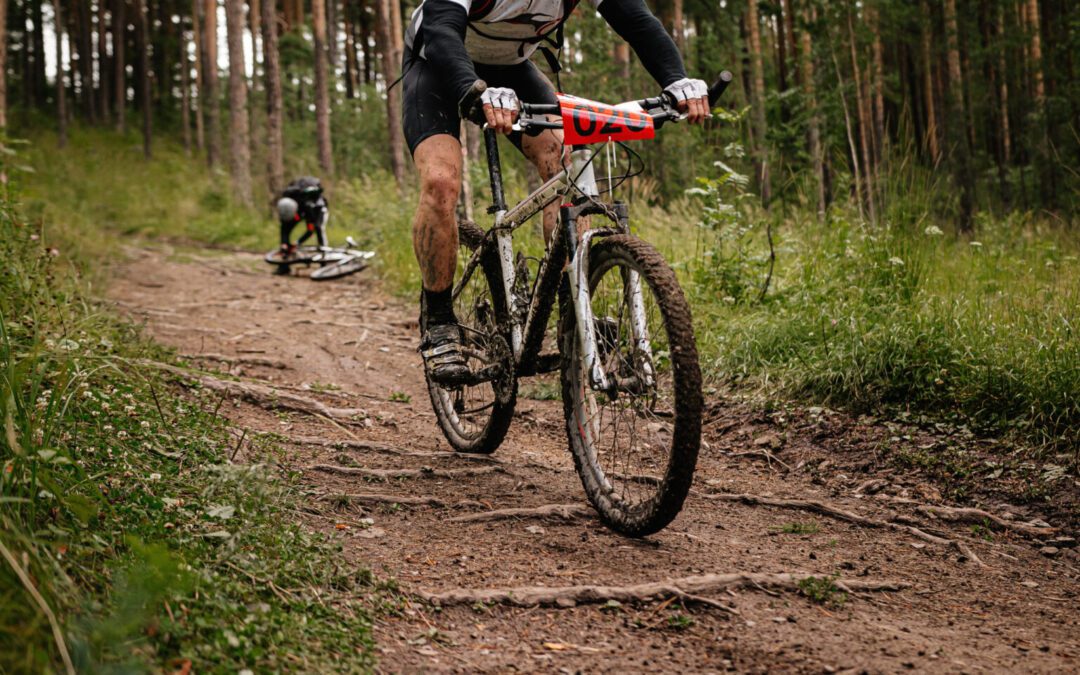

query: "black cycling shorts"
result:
(402, 47), (559, 155)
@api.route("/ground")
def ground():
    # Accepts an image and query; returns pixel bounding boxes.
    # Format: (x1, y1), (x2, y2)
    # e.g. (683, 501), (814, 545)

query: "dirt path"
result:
(111, 247), (1079, 673)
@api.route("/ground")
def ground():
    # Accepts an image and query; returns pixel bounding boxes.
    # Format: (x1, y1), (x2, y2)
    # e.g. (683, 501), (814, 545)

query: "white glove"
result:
(664, 77), (709, 104)
(480, 87), (519, 112)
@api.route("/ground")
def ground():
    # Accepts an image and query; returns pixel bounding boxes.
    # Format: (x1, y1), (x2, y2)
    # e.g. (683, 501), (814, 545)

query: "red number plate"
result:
(557, 95), (655, 145)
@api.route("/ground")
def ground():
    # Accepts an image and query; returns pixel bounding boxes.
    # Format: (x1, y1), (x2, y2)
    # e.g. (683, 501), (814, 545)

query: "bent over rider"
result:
(277, 176), (330, 264)
(404, 0), (711, 385)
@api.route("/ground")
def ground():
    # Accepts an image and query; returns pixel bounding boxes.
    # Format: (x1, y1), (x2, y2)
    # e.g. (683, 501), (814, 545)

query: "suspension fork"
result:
(563, 147), (611, 392)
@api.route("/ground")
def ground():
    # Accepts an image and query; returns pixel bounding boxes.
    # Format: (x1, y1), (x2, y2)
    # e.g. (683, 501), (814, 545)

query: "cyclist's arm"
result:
(597, 0), (686, 88)
(417, 0), (480, 107)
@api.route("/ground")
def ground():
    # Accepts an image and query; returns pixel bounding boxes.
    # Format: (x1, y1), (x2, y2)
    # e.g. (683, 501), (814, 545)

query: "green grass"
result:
(3, 138), (378, 671)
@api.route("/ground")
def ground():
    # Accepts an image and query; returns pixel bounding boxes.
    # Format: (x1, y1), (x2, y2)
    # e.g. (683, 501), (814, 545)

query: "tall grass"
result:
(3, 138), (376, 671)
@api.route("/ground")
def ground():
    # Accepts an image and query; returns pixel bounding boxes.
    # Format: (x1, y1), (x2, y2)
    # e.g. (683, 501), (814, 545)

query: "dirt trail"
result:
(111, 247), (1079, 673)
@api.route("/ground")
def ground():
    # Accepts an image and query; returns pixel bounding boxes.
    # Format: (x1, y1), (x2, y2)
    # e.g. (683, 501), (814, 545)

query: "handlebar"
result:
(517, 70), (734, 133)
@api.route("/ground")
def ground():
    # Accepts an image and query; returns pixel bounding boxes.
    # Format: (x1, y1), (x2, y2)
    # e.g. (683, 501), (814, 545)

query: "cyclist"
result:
(405, 0), (711, 384)
(274, 176), (329, 275)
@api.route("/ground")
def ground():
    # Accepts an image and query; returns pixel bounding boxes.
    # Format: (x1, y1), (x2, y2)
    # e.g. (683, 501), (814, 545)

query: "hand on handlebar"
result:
(481, 87), (520, 135)
(664, 78), (710, 124)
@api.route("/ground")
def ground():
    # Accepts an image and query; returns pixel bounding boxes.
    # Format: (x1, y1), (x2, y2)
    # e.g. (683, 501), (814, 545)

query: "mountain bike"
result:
(264, 236), (376, 281)
(422, 73), (733, 537)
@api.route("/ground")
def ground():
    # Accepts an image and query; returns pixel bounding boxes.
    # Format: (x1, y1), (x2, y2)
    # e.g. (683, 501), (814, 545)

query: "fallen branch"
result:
(449, 503), (591, 523)
(702, 492), (986, 566)
(149, 362), (367, 421)
(418, 572), (909, 609)
(327, 492), (483, 509)
(723, 450), (792, 471)
(307, 464), (507, 480)
(182, 352), (288, 369)
(916, 505), (1056, 538)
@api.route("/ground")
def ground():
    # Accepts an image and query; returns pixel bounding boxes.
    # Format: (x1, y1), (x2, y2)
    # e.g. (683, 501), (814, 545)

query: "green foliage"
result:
(0, 147), (375, 672)
(797, 575), (847, 607)
(777, 521), (820, 535)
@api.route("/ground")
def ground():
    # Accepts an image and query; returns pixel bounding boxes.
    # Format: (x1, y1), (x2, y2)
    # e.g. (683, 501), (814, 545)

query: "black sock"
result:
(423, 286), (457, 326)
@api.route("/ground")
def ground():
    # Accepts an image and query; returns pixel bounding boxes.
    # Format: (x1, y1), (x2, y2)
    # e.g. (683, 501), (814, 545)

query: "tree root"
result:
(283, 435), (503, 463)
(150, 362), (367, 421)
(307, 464), (507, 480)
(702, 492), (986, 566)
(182, 352), (288, 369)
(449, 503), (592, 523)
(326, 492), (484, 509)
(418, 572), (910, 609)
(916, 505), (1056, 538)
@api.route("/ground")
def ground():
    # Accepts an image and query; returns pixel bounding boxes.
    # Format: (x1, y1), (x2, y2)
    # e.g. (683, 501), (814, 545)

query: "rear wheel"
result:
(423, 221), (517, 454)
(560, 235), (702, 536)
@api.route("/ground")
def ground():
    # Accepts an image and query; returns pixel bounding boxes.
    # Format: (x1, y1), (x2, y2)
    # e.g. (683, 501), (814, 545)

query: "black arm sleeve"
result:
(598, 0), (687, 88)
(417, 0), (481, 105)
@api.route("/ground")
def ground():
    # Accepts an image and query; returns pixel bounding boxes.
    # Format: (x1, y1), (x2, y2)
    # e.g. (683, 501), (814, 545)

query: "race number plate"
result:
(557, 95), (655, 145)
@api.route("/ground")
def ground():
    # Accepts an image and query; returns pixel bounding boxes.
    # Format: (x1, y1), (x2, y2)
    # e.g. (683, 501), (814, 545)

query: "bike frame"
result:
(453, 127), (652, 393)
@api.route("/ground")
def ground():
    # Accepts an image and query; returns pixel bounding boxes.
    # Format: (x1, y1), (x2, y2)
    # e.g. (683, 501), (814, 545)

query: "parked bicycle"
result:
(264, 236), (376, 281)
(422, 72), (733, 536)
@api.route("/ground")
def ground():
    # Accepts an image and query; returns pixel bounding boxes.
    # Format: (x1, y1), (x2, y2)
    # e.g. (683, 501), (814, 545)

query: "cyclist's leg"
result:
(314, 203), (329, 248)
(404, 46), (464, 313)
(481, 60), (565, 244)
(405, 48), (470, 383)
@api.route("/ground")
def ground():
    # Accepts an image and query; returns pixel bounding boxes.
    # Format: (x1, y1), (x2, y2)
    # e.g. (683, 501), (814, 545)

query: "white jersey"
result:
(406, 0), (603, 66)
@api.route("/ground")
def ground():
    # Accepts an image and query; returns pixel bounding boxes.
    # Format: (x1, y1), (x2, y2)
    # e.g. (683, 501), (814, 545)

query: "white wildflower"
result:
(924, 225), (944, 236)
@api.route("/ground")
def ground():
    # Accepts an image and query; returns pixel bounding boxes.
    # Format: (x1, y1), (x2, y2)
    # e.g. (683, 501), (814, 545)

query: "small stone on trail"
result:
(1048, 537), (1076, 548)
(753, 433), (782, 450)
(1039, 546), (1059, 558)
(1020, 580), (1039, 588)
(526, 525), (546, 535)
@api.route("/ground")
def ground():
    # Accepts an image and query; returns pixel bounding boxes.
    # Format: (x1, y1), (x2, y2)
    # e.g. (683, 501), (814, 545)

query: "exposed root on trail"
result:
(916, 505), (1056, 538)
(282, 435), (504, 463)
(307, 464), (508, 480)
(702, 492), (987, 566)
(182, 352), (289, 369)
(327, 492), (484, 509)
(151, 362), (367, 421)
(449, 503), (592, 523)
(418, 572), (910, 609)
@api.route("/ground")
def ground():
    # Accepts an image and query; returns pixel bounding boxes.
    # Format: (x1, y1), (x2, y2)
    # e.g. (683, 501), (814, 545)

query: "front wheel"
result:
(560, 235), (702, 536)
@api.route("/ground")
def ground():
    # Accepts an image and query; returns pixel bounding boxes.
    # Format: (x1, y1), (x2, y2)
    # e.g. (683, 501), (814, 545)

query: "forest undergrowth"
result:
(3, 135), (379, 672)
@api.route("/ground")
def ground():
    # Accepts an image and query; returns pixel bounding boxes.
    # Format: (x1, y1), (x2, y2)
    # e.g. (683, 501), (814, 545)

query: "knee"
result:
(420, 172), (461, 215)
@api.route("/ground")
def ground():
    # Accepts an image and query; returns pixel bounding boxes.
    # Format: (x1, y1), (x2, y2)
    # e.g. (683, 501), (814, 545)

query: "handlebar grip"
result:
(708, 71), (734, 107)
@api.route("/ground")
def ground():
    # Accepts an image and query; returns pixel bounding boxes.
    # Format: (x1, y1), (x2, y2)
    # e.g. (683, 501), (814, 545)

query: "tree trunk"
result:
(776, 1), (789, 94)
(614, 42), (630, 81)
(996, 3), (1011, 166)
(326, 0), (338, 83)
(204, 0), (221, 168)
(225, 0), (253, 203)
(943, 0), (974, 231)
(181, 16), (192, 156)
(55, 0), (67, 146)
(919, 0), (940, 164)
(249, 0), (262, 72)
(312, 0), (335, 174)
(746, 0), (771, 206)
(799, 1), (825, 220)
(869, 4), (886, 163)
(114, 0), (126, 132)
(0, 0), (7, 129)
(76, 0), (96, 121)
(672, 0), (685, 54)
(136, 0), (152, 158)
(32, 0), (45, 106)
(375, 0), (405, 187)
(359, 0), (373, 84)
(193, 0), (205, 150)
(847, 5), (877, 223)
(262, 0), (286, 205)
(98, 0), (111, 121)
(345, 7), (358, 98)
